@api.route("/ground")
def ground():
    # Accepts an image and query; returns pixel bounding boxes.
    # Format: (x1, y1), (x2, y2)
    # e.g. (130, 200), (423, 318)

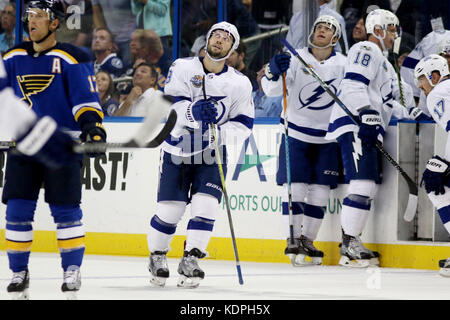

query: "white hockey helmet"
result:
(206, 21), (240, 62)
(414, 54), (450, 87)
(438, 37), (450, 56)
(365, 9), (399, 35)
(308, 14), (341, 49)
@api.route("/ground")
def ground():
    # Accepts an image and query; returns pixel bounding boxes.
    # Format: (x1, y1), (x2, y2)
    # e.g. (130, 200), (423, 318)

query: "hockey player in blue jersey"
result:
(2, 0), (106, 299)
(146, 21), (254, 288)
(263, 15), (346, 266)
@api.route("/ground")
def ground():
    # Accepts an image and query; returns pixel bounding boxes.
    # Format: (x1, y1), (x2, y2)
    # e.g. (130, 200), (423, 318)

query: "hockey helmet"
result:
(205, 21), (240, 62)
(308, 14), (342, 48)
(438, 38), (450, 56)
(414, 54), (450, 87)
(23, 0), (66, 24)
(365, 9), (399, 35)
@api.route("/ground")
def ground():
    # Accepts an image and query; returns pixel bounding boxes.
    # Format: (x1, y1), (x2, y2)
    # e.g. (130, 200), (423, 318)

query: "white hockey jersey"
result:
(425, 78), (450, 159)
(262, 48), (346, 144)
(162, 56), (254, 156)
(326, 41), (403, 141)
(400, 30), (450, 98)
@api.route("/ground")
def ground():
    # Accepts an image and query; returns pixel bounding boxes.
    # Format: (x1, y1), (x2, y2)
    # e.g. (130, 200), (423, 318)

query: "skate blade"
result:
(9, 289), (29, 300)
(150, 275), (168, 287)
(291, 254), (323, 267)
(370, 257), (380, 267)
(64, 291), (78, 300)
(177, 275), (201, 288)
(339, 256), (370, 268)
(439, 268), (450, 277)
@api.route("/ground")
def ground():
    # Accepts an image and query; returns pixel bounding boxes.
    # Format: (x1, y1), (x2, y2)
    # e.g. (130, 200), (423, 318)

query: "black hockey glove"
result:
(15, 116), (75, 168)
(408, 107), (433, 122)
(358, 109), (382, 147)
(79, 122), (107, 158)
(421, 155), (450, 195)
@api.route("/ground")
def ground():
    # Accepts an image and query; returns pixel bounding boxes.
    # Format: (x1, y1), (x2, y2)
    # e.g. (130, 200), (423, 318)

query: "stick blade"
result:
(403, 193), (418, 222)
(132, 94), (174, 147)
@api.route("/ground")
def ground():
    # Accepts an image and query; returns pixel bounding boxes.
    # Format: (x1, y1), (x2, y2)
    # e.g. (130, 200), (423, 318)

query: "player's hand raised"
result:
(266, 52), (291, 81)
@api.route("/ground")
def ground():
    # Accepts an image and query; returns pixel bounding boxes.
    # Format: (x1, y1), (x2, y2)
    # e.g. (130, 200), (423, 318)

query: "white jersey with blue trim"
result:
(0, 56), (37, 140)
(400, 30), (450, 99)
(426, 78), (450, 159)
(161, 56), (254, 157)
(261, 47), (346, 144)
(326, 41), (397, 141)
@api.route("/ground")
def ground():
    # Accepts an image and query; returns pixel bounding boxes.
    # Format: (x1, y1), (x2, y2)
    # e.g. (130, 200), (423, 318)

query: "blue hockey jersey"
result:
(3, 42), (103, 133)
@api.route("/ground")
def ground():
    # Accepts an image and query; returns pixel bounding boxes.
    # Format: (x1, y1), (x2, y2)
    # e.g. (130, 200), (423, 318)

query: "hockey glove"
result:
(408, 107), (433, 122)
(421, 155), (450, 195)
(79, 122), (107, 158)
(358, 109), (382, 147)
(15, 116), (75, 168)
(187, 99), (218, 128)
(265, 52), (291, 81)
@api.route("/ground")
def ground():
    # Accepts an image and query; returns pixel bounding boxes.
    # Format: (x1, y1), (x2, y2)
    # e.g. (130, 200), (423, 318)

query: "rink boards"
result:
(0, 118), (449, 270)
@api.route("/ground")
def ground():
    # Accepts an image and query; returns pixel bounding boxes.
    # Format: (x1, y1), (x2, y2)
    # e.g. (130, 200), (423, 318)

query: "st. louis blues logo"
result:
(190, 75), (203, 88)
(298, 79), (336, 110)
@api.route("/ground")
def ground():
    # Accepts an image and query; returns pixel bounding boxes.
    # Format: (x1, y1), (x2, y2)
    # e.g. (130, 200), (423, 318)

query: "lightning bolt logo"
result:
(352, 133), (362, 173)
(298, 79), (336, 110)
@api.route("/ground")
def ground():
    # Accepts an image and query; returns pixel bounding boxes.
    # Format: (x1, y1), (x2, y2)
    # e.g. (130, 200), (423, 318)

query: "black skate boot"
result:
(177, 248), (206, 288)
(339, 233), (372, 268)
(299, 235), (324, 265)
(148, 251), (170, 287)
(284, 237), (310, 267)
(7, 270), (30, 300)
(439, 258), (450, 277)
(61, 265), (81, 300)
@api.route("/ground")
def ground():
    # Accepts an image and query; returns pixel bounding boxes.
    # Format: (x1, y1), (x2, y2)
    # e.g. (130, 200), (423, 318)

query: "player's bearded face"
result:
(26, 9), (51, 42)
(207, 30), (234, 59)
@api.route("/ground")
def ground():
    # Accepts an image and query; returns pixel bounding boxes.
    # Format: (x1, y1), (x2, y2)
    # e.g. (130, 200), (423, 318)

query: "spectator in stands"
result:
(113, 62), (160, 116)
(92, 27), (124, 78)
(286, 0), (348, 54)
(253, 65), (282, 117)
(92, 0), (136, 65)
(226, 41), (258, 91)
(96, 70), (120, 116)
(0, 3), (26, 53)
(124, 29), (167, 90)
(130, 0), (172, 50)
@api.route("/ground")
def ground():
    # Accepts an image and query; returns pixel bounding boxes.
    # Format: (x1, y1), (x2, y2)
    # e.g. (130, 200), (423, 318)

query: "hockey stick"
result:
(281, 38), (418, 221)
(202, 76), (244, 285)
(0, 106), (177, 153)
(392, 37), (420, 222)
(281, 72), (295, 246)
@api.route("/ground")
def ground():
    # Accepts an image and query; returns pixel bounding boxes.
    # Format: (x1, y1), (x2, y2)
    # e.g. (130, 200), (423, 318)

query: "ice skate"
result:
(284, 237), (310, 267)
(339, 234), (372, 268)
(148, 251), (170, 287)
(61, 265), (81, 300)
(298, 235), (324, 265)
(359, 239), (380, 267)
(177, 248), (206, 288)
(7, 270), (30, 300)
(439, 258), (450, 277)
